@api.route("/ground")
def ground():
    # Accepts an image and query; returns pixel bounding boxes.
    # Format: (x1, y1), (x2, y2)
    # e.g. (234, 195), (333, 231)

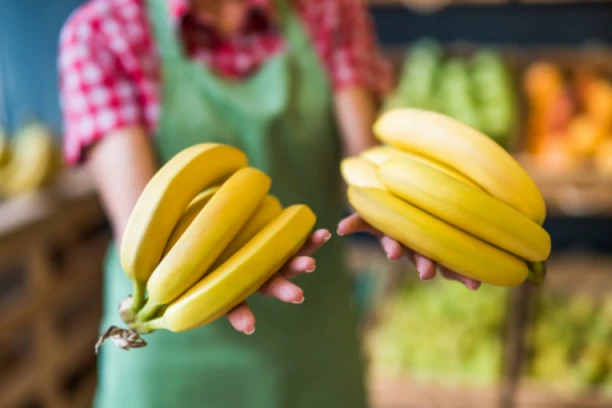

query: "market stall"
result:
(356, 2), (612, 407)
(1, 1), (611, 407)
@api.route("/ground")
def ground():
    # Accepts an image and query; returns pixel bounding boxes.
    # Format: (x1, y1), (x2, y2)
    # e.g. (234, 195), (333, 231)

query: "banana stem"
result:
(144, 317), (167, 332)
(526, 261), (546, 286)
(129, 316), (167, 334)
(136, 299), (162, 322)
(130, 280), (147, 313)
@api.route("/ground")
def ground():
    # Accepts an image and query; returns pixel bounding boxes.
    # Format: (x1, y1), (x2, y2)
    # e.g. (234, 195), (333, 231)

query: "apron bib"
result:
(94, 1), (368, 407)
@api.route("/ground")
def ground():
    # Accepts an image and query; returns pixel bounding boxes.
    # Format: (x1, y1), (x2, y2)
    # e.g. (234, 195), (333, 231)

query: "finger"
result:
(294, 229), (331, 258)
(380, 235), (403, 261)
(415, 253), (437, 280)
(282, 256), (316, 280)
(226, 302), (256, 335)
(281, 256), (316, 280)
(337, 214), (382, 238)
(440, 267), (481, 290)
(258, 276), (305, 304)
(402, 247), (417, 264)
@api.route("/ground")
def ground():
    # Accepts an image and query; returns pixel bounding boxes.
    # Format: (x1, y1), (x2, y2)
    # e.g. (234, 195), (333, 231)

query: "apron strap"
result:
(145, 0), (185, 63)
(272, 0), (311, 53)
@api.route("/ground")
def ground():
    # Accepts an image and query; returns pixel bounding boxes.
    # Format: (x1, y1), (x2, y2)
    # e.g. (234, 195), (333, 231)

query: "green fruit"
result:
(397, 38), (444, 110)
(469, 49), (516, 146)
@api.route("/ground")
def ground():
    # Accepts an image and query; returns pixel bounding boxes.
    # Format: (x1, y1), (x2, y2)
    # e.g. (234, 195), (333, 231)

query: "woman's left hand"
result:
(337, 213), (482, 291)
(225, 229), (331, 335)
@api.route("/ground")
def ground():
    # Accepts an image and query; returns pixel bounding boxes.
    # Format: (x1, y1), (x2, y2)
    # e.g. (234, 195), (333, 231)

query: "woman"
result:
(59, 0), (481, 407)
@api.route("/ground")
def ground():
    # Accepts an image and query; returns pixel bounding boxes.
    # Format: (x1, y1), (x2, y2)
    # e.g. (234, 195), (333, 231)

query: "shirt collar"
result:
(168, 0), (277, 23)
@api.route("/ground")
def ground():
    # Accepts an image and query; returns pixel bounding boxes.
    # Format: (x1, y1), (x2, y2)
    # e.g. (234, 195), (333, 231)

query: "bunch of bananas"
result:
(341, 108), (551, 287)
(99, 143), (316, 351)
(0, 121), (62, 198)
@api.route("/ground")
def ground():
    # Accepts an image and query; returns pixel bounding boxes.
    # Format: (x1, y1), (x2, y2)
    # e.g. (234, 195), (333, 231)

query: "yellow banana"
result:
(347, 186), (529, 287)
(144, 204), (316, 333)
(340, 157), (386, 190)
(0, 122), (57, 196)
(143, 167), (271, 310)
(163, 186), (221, 254)
(378, 157), (551, 262)
(120, 143), (248, 307)
(164, 191), (283, 274)
(374, 109), (546, 224)
(0, 126), (10, 167)
(360, 145), (481, 189)
(211, 194), (283, 270)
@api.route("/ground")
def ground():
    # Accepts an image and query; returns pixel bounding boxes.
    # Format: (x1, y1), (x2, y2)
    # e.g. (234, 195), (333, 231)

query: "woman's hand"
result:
(337, 213), (481, 291)
(226, 229), (332, 334)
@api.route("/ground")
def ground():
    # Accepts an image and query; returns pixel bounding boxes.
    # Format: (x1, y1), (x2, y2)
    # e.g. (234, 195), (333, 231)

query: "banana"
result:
(340, 157), (386, 190)
(119, 143), (248, 307)
(378, 157), (551, 262)
(360, 145), (481, 190)
(0, 126), (10, 167)
(143, 166), (271, 310)
(145, 204), (316, 333)
(210, 194), (283, 270)
(374, 109), (546, 224)
(0, 122), (58, 196)
(165, 192), (283, 273)
(347, 186), (529, 287)
(163, 186), (221, 254)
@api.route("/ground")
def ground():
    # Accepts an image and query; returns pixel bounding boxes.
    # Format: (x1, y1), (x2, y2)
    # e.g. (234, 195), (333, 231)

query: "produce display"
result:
(525, 292), (612, 395)
(523, 62), (612, 175)
(95, 143), (316, 351)
(0, 121), (62, 198)
(366, 276), (507, 387)
(341, 108), (550, 287)
(384, 39), (517, 148)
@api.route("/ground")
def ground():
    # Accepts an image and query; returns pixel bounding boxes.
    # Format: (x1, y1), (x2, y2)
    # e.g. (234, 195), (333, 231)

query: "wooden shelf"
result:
(0, 167), (107, 408)
(369, 373), (501, 408)
(537, 252), (612, 295)
(515, 384), (612, 408)
(517, 160), (612, 217)
(0, 168), (97, 239)
(368, 374), (612, 408)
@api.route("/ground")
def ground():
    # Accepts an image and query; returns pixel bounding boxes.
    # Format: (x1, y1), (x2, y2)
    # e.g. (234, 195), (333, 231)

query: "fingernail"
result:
(323, 232), (332, 242)
(305, 265), (316, 273)
(244, 327), (255, 335)
(387, 254), (397, 262)
(282, 285), (299, 300)
(293, 296), (305, 305)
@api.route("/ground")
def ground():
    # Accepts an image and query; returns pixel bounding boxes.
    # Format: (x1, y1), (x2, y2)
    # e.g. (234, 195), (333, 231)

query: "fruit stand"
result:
(0, 169), (109, 408)
(1, 1), (612, 407)
(356, 10), (612, 405)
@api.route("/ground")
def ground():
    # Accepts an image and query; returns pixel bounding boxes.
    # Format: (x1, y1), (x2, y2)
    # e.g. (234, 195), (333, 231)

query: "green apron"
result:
(93, 0), (368, 407)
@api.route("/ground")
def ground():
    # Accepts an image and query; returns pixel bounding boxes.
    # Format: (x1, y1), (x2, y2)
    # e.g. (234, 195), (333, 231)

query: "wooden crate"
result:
(369, 373), (502, 408)
(0, 169), (110, 408)
(515, 253), (612, 408)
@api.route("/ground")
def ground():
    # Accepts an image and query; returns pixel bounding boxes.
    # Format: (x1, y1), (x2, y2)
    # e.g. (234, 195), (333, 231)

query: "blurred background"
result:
(1, 1), (612, 407)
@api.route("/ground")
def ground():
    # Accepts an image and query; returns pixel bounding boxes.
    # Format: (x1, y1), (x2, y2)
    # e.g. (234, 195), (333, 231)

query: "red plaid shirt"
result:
(59, 0), (392, 164)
